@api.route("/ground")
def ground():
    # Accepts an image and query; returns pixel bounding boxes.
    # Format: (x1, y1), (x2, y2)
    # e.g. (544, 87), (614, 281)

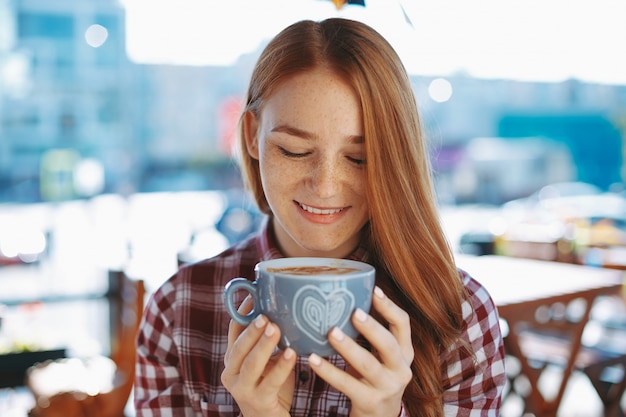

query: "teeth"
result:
(300, 203), (343, 215)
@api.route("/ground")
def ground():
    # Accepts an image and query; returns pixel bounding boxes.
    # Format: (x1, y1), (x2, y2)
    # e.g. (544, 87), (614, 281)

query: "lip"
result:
(295, 201), (349, 224)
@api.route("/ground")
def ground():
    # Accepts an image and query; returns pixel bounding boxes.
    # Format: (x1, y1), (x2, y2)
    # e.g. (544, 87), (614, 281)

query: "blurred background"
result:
(0, 0), (625, 416)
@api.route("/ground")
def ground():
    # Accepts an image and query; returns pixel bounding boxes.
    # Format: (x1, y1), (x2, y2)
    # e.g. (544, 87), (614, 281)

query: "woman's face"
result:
(245, 67), (369, 258)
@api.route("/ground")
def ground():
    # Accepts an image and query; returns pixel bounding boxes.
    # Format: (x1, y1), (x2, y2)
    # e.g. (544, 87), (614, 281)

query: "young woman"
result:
(135, 18), (506, 417)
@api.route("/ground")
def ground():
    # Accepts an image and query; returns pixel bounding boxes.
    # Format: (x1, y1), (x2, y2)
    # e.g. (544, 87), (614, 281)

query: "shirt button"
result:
(298, 370), (310, 383)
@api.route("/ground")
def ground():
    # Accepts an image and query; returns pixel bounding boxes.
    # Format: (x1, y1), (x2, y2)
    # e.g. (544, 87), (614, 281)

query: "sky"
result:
(121, 0), (626, 85)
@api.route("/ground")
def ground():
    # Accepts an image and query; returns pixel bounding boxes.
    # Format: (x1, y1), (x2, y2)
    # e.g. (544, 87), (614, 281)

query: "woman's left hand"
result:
(308, 286), (414, 417)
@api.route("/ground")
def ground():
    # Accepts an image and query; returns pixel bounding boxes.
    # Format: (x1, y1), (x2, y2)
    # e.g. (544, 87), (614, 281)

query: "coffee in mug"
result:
(223, 257), (375, 356)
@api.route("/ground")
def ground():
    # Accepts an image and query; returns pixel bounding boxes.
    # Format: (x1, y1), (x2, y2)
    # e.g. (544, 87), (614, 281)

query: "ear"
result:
(243, 111), (260, 160)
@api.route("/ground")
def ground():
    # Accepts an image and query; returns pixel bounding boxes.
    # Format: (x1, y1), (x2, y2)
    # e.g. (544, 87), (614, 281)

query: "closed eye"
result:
(278, 146), (310, 158)
(347, 156), (366, 166)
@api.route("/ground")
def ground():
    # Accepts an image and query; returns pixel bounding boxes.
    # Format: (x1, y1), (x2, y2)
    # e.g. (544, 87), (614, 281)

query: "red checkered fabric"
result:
(134, 220), (505, 417)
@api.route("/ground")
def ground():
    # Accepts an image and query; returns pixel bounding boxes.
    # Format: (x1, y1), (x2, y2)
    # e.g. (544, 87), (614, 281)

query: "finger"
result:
(333, 294), (411, 381)
(308, 351), (362, 396)
(239, 322), (283, 386)
(227, 295), (255, 347)
(347, 309), (413, 388)
(369, 286), (414, 364)
(224, 313), (268, 369)
(310, 335), (409, 415)
(327, 322), (386, 386)
(258, 347), (297, 393)
(225, 295), (258, 366)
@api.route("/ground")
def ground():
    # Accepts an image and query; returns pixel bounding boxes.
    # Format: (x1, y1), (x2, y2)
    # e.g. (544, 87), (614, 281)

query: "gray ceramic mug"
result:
(223, 257), (376, 357)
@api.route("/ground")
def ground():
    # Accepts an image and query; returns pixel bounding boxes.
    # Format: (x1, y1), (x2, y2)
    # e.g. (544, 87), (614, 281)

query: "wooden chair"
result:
(581, 353), (626, 417)
(504, 295), (626, 417)
(26, 271), (145, 417)
(579, 316), (626, 417)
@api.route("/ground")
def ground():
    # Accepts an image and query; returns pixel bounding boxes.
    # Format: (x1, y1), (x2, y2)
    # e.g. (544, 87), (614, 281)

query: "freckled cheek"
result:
(260, 159), (302, 191)
(352, 170), (368, 195)
(318, 165), (366, 197)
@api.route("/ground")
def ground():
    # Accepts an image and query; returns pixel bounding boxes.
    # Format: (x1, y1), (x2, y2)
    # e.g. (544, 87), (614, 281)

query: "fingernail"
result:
(264, 323), (276, 337)
(254, 315), (267, 329)
(309, 353), (322, 366)
(330, 327), (345, 341)
(354, 308), (367, 322)
(374, 286), (385, 299)
(283, 348), (295, 360)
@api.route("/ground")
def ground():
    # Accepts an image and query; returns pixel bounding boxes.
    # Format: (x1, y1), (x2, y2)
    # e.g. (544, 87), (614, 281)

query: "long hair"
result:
(238, 18), (465, 417)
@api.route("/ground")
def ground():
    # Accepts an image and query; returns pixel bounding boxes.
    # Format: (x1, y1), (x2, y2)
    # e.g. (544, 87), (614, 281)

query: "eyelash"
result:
(278, 147), (309, 158)
(348, 156), (366, 166)
(278, 147), (366, 166)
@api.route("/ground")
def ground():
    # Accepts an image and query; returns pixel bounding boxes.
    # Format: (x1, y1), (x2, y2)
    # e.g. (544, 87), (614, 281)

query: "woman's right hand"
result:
(221, 296), (297, 417)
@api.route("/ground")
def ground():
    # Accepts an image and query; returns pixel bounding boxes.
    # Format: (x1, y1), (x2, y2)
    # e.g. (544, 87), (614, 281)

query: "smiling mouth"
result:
(298, 202), (345, 215)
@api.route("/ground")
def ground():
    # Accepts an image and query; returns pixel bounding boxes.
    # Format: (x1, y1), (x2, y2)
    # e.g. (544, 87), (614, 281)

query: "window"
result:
(18, 12), (74, 39)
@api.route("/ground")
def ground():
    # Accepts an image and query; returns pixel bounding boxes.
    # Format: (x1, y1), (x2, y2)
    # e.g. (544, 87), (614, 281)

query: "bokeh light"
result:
(428, 78), (453, 103)
(85, 24), (108, 48)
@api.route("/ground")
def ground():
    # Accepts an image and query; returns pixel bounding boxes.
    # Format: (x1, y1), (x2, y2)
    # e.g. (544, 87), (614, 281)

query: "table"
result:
(0, 271), (144, 417)
(456, 254), (626, 417)
(578, 244), (626, 271)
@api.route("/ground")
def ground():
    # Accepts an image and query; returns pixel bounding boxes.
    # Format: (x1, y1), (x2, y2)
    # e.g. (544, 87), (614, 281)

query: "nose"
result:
(310, 158), (342, 198)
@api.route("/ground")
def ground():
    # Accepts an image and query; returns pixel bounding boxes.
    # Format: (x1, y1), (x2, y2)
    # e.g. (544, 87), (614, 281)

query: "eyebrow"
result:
(271, 124), (364, 144)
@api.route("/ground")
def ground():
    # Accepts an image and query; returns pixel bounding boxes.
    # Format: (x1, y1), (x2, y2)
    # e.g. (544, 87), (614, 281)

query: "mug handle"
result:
(223, 278), (259, 325)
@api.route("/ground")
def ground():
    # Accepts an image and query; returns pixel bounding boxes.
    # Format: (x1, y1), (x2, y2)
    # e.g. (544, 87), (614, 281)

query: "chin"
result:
(296, 242), (349, 258)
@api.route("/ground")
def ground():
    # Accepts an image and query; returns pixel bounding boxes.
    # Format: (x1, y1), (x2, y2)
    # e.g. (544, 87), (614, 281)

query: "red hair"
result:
(239, 18), (465, 417)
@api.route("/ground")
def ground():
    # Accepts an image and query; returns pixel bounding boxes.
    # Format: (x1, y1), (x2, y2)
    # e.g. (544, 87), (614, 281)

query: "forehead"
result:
(260, 68), (362, 122)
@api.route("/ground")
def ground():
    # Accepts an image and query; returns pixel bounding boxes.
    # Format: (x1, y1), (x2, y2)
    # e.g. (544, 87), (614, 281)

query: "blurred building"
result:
(0, 0), (624, 204)
(419, 77), (625, 203)
(130, 63), (251, 193)
(0, 0), (133, 201)
(0, 0), (248, 203)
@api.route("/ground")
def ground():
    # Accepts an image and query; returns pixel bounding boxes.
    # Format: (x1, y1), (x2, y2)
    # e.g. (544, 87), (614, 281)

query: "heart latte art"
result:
(293, 285), (355, 345)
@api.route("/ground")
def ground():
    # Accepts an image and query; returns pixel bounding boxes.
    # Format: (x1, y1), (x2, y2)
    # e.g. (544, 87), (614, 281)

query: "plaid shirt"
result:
(135, 221), (506, 417)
